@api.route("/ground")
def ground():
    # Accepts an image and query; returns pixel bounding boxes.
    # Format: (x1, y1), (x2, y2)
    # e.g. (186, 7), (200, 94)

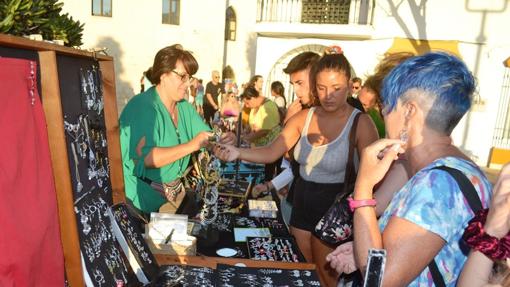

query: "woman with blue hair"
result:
(351, 52), (492, 286)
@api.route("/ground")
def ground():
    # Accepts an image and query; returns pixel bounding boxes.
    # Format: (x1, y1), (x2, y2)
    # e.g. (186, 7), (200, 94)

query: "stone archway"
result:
(265, 44), (357, 105)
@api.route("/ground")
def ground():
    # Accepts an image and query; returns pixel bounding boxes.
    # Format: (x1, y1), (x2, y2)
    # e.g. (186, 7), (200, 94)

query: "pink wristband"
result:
(348, 198), (377, 212)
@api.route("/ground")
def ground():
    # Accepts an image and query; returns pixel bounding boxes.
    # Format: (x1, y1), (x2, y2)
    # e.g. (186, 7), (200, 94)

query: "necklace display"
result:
(80, 66), (104, 114)
(63, 64), (131, 285)
(64, 114), (110, 193)
(198, 126), (224, 226)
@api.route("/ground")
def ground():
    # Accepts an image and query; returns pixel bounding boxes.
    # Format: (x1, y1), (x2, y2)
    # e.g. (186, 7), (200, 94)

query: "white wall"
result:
(223, 0), (258, 86)
(61, 0), (510, 164)
(61, 0), (228, 111)
(253, 0), (510, 165)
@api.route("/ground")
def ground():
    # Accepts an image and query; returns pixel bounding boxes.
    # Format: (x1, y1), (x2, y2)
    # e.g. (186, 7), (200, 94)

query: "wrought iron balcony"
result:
(256, 0), (372, 25)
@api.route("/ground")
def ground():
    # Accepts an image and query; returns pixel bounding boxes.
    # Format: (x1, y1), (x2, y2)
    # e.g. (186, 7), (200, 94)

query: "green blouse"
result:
(367, 108), (385, 138)
(119, 87), (210, 213)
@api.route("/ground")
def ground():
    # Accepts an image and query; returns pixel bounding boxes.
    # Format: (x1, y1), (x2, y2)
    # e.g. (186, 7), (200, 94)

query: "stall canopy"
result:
(386, 37), (461, 58)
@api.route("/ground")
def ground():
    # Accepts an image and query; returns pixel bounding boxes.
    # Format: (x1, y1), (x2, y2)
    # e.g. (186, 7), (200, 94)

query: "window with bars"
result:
(301, 0), (351, 24)
(492, 66), (510, 148)
(92, 0), (112, 17)
(225, 7), (237, 41)
(163, 0), (180, 25)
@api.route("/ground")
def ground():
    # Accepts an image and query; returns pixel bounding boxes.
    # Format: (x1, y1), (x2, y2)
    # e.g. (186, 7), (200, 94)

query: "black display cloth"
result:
(194, 188), (305, 263)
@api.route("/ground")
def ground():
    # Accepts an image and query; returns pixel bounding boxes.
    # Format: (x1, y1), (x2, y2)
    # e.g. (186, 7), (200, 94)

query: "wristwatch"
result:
(348, 198), (377, 212)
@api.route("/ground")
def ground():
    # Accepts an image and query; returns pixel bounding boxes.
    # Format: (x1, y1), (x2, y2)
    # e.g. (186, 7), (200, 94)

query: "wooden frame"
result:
(155, 254), (316, 270)
(0, 33), (124, 287)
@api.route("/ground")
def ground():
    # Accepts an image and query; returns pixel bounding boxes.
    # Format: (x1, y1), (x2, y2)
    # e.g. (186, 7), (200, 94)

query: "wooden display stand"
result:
(155, 254), (316, 270)
(0, 33), (318, 286)
(0, 33), (125, 287)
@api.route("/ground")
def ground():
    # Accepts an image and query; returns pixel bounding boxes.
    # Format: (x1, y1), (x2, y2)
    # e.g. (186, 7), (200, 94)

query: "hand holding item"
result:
(242, 132), (254, 144)
(485, 163), (510, 238)
(219, 131), (237, 146)
(252, 182), (269, 198)
(326, 241), (357, 274)
(191, 131), (212, 151)
(213, 144), (240, 162)
(277, 186), (289, 198)
(355, 139), (405, 198)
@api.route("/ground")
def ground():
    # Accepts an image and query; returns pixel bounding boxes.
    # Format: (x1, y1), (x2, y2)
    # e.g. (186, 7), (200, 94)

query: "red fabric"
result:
(0, 57), (65, 286)
(463, 208), (510, 260)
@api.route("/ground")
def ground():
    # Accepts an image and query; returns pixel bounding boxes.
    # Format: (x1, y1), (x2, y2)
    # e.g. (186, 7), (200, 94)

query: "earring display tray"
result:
(216, 263), (321, 286)
(247, 237), (305, 263)
(108, 203), (159, 283)
(234, 215), (290, 237)
(154, 265), (215, 287)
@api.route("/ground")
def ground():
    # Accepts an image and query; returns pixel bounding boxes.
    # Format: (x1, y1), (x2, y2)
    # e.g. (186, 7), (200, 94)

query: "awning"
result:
(386, 37), (461, 58)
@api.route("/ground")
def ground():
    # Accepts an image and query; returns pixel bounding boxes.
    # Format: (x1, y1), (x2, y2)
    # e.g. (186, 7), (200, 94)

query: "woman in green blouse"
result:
(119, 45), (234, 215)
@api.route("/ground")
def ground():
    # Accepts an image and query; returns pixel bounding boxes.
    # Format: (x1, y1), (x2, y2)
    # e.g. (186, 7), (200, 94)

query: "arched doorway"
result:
(265, 44), (327, 105)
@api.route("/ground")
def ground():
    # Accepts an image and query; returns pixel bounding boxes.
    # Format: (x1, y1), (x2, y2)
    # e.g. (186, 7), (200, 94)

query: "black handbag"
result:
(313, 112), (361, 246)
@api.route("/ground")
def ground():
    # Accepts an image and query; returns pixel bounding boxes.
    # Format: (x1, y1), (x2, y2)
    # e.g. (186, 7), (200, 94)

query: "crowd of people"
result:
(120, 43), (510, 286)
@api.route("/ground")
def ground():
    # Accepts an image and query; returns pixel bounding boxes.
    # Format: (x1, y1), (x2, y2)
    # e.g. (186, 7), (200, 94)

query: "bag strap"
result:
(342, 112), (362, 194)
(427, 165), (483, 287)
(432, 166), (483, 211)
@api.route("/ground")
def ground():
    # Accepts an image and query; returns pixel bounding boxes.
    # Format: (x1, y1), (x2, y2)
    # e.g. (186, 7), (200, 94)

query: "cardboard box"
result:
(145, 235), (196, 256)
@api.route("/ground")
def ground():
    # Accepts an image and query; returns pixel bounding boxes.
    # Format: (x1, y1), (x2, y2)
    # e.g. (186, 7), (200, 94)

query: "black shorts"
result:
(289, 177), (344, 232)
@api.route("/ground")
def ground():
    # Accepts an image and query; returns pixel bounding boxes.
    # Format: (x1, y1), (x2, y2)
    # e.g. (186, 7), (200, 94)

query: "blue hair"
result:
(381, 52), (475, 135)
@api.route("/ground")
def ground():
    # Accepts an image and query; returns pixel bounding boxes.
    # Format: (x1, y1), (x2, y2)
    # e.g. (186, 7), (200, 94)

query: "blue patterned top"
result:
(378, 157), (492, 286)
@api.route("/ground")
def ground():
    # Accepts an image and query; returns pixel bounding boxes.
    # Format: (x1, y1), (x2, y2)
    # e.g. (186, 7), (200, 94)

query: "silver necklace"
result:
(70, 143), (83, 193)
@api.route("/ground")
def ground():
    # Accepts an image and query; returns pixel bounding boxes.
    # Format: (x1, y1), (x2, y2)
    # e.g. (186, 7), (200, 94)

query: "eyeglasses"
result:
(171, 70), (192, 83)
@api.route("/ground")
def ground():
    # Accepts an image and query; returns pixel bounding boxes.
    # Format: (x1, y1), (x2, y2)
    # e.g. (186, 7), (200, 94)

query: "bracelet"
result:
(348, 197), (376, 212)
(462, 208), (510, 261)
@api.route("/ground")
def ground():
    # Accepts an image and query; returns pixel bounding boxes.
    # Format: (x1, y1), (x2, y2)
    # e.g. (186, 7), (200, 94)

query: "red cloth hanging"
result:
(0, 57), (65, 286)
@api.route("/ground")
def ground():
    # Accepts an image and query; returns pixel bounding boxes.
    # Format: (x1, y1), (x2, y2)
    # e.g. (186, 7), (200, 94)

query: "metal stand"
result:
(234, 107), (242, 183)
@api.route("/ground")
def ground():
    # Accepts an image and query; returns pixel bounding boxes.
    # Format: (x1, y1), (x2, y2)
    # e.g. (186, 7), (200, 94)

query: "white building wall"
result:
(253, 0), (510, 165)
(223, 0), (258, 86)
(60, 0), (510, 165)
(61, 0), (228, 111)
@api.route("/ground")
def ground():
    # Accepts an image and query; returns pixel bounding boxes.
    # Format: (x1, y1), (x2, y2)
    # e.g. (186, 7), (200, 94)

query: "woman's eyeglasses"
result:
(171, 70), (192, 84)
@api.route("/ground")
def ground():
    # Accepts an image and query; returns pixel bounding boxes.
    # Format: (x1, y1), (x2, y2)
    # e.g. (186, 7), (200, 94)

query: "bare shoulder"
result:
(358, 112), (378, 130)
(286, 108), (310, 126)
(355, 112), (379, 145)
(357, 112), (375, 126)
